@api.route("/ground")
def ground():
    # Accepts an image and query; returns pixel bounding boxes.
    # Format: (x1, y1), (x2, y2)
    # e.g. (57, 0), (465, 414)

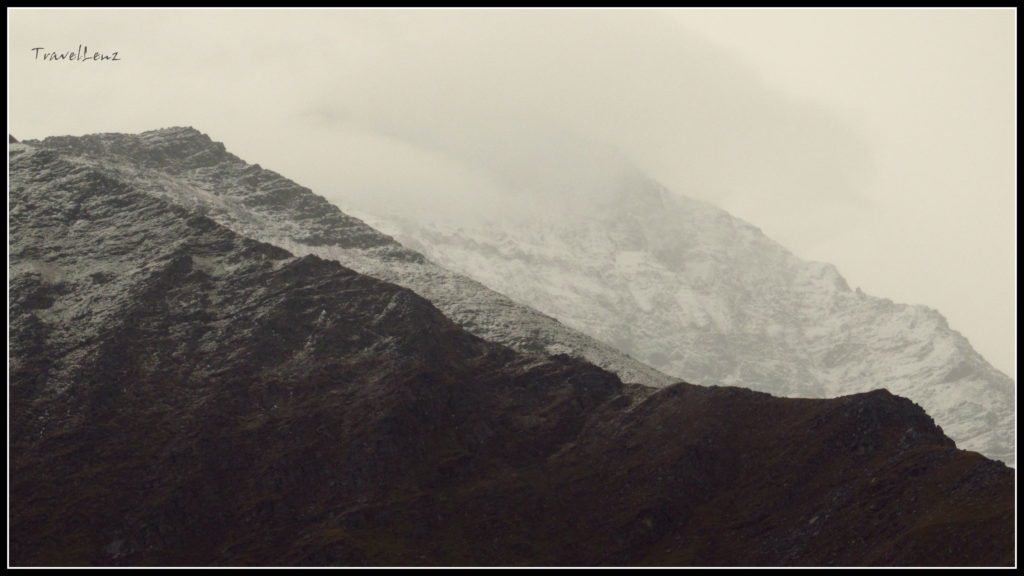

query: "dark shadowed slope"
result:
(9, 142), (1014, 566)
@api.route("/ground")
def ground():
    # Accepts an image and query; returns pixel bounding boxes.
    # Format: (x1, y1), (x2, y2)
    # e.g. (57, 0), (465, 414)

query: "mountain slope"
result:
(358, 175), (1015, 466)
(24, 128), (673, 388)
(9, 141), (1015, 566)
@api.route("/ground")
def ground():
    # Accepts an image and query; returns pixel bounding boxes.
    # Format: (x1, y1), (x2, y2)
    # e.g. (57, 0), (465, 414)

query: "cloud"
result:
(220, 11), (870, 241)
(9, 10), (872, 238)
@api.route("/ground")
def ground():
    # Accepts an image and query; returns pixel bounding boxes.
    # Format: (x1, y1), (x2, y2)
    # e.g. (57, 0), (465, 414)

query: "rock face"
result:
(8, 138), (1015, 566)
(24, 128), (674, 388)
(358, 175), (1015, 466)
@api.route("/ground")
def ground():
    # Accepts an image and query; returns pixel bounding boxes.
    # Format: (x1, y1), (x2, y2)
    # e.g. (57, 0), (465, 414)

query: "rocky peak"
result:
(25, 128), (677, 388)
(26, 126), (232, 173)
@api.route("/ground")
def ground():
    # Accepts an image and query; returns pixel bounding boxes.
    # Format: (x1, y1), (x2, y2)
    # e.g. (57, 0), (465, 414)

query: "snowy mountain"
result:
(21, 128), (1013, 467)
(8, 140), (1015, 566)
(24, 128), (673, 388)
(355, 174), (1015, 466)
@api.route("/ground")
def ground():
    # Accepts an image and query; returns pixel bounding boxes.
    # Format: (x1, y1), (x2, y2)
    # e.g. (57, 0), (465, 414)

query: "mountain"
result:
(8, 139), (1015, 566)
(20, 128), (1012, 466)
(354, 175), (1016, 466)
(22, 127), (673, 388)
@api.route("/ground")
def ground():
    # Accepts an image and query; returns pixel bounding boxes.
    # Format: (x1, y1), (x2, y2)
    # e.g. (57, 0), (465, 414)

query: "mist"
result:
(7, 9), (1015, 375)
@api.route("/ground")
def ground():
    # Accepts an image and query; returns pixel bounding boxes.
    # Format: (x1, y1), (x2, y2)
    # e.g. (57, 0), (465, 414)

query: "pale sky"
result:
(7, 8), (1016, 376)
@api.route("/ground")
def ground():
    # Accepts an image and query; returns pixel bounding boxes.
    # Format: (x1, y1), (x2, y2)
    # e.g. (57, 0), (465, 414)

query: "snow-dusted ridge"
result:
(358, 175), (1015, 466)
(23, 127), (674, 390)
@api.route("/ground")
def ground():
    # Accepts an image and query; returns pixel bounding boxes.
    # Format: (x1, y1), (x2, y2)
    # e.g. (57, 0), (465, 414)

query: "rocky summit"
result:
(8, 134), (1016, 566)
(23, 127), (675, 389)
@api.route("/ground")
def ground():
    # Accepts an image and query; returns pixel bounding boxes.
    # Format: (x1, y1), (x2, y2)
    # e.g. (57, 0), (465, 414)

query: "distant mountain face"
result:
(356, 176), (1015, 466)
(8, 140), (1015, 566)
(25, 128), (674, 389)
(23, 128), (1013, 467)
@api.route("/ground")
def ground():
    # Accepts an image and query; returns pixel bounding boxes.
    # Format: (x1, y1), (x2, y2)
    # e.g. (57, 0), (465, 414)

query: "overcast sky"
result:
(8, 8), (1016, 376)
